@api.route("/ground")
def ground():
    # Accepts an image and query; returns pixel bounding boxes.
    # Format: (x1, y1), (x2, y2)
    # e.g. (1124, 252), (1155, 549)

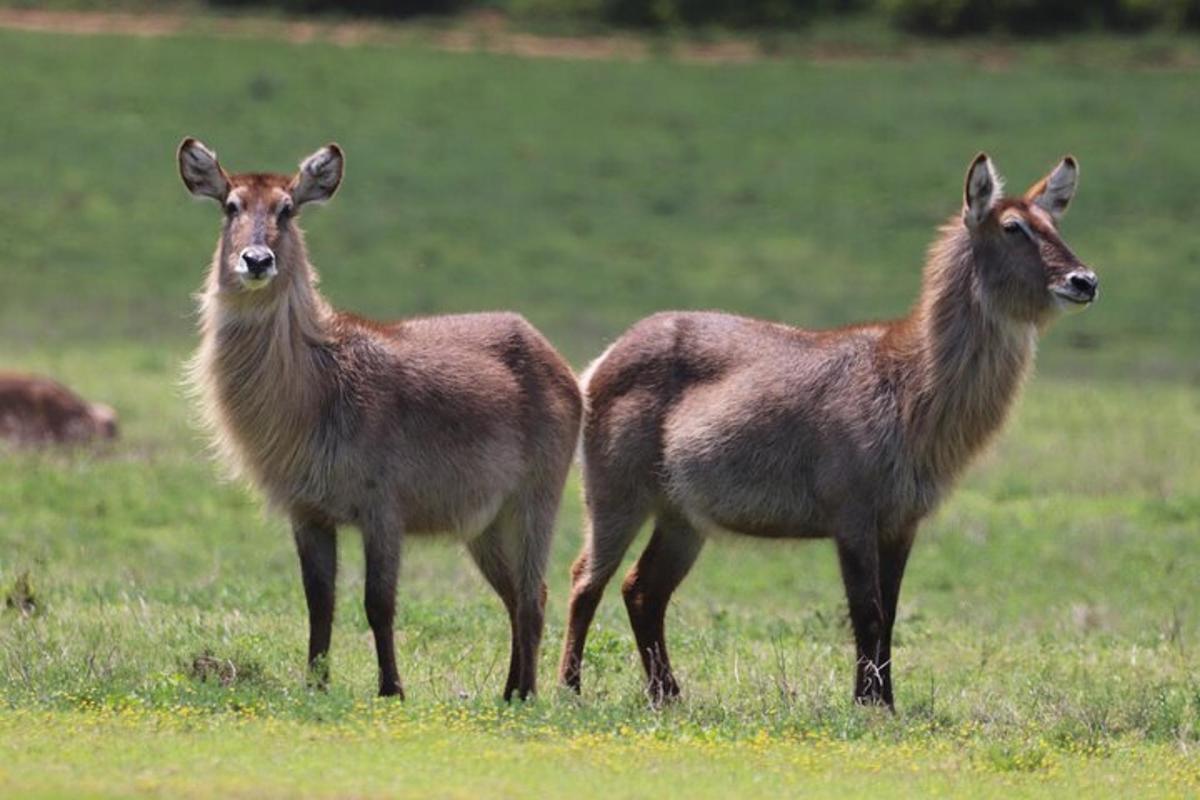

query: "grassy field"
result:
(1, 21), (1199, 799)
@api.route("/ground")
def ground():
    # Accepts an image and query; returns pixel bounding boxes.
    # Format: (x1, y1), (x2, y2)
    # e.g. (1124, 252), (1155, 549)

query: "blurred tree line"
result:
(208, 0), (1200, 33)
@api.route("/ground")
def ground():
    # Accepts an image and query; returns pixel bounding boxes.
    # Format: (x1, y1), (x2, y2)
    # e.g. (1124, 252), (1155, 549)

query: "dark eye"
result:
(224, 200), (239, 216)
(277, 202), (293, 221)
(1003, 219), (1023, 235)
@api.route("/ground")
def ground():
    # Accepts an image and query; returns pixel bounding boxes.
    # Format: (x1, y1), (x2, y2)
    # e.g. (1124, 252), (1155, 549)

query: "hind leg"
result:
(470, 485), (559, 702)
(558, 492), (650, 693)
(509, 486), (561, 701)
(622, 510), (704, 703)
(466, 521), (520, 699)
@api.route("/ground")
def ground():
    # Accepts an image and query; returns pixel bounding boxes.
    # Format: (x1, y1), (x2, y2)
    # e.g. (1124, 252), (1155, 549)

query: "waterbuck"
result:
(559, 154), (1098, 707)
(178, 139), (581, 699)
(0, 372), (118, 445)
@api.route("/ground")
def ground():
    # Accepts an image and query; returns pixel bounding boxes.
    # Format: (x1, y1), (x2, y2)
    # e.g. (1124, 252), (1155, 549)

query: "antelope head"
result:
(178, 138), (343, 302)
(961, 153), (1098, 325)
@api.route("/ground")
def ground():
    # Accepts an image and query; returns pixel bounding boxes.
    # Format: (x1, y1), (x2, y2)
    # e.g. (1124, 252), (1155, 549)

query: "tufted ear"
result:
(177, 137), (230, 201)
(963, 152), (1002, 229)
(1025, 156), (1078, 221)
(290, 144), (344, 207)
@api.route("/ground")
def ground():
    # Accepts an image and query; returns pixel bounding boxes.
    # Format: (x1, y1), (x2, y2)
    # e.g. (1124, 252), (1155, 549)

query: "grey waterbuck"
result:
(559, 154), (1098, 707)
(178, 138), (581, 699)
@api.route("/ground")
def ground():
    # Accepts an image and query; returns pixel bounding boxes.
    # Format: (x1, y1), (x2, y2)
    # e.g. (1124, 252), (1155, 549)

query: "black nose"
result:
(242, 249), (275, 277)
(1069, 272), (1098, 299)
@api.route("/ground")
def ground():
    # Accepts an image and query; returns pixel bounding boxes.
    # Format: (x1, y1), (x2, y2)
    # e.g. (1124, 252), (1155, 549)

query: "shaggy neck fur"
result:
(189, 233), (334, 503)
(887, 222), (1036, 486)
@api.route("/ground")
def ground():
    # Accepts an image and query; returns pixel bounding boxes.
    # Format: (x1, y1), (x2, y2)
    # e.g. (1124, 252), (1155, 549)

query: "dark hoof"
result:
(647, 676), (681, 707)
(306, 659), (331, 691)
(853, 693), (893, 711)
(378, 683), (405, 699)
(503, 687), (536, 703)
(559, 662), (583, 694)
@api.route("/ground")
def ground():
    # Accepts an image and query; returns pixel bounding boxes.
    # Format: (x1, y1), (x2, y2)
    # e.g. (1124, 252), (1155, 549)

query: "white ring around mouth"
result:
(234, 263), (277, 290)
(239, 274), (274, 291)
(1051, 287), (1093, 311)
(1055, 291), (1090, 304)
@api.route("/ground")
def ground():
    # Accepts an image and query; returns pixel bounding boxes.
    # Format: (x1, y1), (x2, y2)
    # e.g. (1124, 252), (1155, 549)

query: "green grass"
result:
(1, 23), (1199, 799)
(2, 26), (1199, 374)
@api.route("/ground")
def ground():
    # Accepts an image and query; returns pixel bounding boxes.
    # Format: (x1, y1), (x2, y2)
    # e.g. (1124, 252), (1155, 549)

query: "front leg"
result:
(876, 525), (917, 708)
(362, 509), (404, 698)
(292, 512), (338, 689)
(834, 523), (888, 707)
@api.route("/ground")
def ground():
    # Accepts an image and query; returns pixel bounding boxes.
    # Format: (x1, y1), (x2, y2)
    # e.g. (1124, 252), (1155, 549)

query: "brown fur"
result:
(179, 139), (581, 700)
(0, 372), (117, 445)
(559, 155), (1098, 707)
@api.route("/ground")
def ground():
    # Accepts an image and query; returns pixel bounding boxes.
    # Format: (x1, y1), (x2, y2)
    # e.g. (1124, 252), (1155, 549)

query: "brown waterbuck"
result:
(0, 372), (118, 445)
(559, 154), (1098, 708)
(178, 138), (581, 699)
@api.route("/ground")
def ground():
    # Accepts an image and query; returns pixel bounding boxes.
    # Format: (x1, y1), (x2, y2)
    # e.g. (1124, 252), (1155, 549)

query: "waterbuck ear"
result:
(178, 137), (230, 201)
(291, 144), (344, 207)
(1025, 156), (1078, 221)
(963, 152), (1003, 229)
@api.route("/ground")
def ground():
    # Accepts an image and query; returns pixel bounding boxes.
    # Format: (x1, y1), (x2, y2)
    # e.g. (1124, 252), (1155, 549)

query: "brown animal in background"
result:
(0, 372), (118, 445)
(178, 138), (581, 700)
(559, 154), (1098, 708)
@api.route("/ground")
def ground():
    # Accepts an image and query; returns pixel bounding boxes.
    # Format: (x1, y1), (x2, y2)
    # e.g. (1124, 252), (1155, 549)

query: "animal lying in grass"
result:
(559, 154), (1098, 708)
(178, 138), (581, 700)
(0, 372), (117, 446)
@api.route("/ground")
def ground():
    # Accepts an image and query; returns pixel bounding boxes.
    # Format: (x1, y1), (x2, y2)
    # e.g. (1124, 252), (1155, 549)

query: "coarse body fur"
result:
(180, 140), (581, 699)
(0, 372), (117, 445)
(560, 154), (1098, 707)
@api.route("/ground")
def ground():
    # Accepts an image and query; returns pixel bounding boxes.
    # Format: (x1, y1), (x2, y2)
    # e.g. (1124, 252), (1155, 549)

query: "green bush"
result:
(597, 0), (867, 29)
(209, 0), (872, 28)
(502, 0), (606, 25)
(884, 0), (1200, 35)
(148, 0), (1200, 31)
(206, 0), (474, 17)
